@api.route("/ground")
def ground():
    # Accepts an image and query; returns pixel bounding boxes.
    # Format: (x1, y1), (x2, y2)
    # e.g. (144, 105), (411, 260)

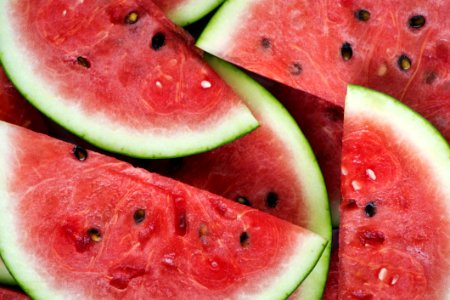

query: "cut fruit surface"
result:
(339, 85), (450, 299)
(151, 56), (331, 299)
(197, 0), (450, 142)
(0, 0), (258, 158)
(0, 121), (326, 299)
(153, 0), (224, 26)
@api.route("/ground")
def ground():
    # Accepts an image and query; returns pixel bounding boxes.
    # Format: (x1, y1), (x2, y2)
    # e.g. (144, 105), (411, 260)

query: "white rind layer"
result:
(166, 0), (225, 26)
(206, 55), (331, 300)
(0, 121), (327, 299)
(0, 1), (258, 159)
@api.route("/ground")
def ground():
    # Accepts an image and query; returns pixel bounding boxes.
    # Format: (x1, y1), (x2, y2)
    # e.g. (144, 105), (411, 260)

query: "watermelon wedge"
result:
(0, 286), (29, 300)
(339, 86), (450, 298)
(0, 121), (326, 299)
(197, 0), (450, 142)
(151, 55), (332, 299)
(0, 0), (258, 158)
(153, 0), (224, 26)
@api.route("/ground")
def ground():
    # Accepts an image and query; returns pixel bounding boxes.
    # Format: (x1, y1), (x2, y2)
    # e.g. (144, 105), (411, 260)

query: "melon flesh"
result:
(197, 0), (450, 142)
(151, 56), (332, 299)
(153, 0), (224, 26)
(339, 86), (450, 298)
(0, 121), (326, 299)
(0, 0), (258, 158)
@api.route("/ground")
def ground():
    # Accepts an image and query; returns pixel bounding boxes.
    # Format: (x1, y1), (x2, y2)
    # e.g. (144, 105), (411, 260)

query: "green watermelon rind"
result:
(0, 260), (16, 286)
(346, 84), (450, 203)
(196, 0), (253, 55)
(0, 122), (328, 299)
(0, 2), (259, 159)
(206, 55), (332, 300)
(165, 0), (225, 26)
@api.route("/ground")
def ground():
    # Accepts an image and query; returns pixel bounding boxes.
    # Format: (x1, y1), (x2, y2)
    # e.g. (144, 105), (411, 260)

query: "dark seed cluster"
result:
(240, 231), (250, 247)
(266, 192), (278, 208)
(72, 145), (88, 161)
(409, 15), (426, 29)
(133, 209), (146, 224)
(151, 32), (166, 50)
(364, 202), (377, 217)
(125, 11), (139, 24)
(76, 56), (91, 68)
(260, 37), (271, 49)
(398, 54), (412, 71)
(341, 42), (353, 61)
(355, 9), (371, 21)
(88, 228), (102, 242)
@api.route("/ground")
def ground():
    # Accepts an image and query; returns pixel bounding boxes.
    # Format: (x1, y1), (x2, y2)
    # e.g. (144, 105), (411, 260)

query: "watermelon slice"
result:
(267, 82), (343, 227)
(0, 286), (29, 300)
(0, 121), (327, 299)
(197, 0), (450, 142)
(0, 68), (46, 133)
(153, 0), (224, 26)
(339, 85), (450, 298)
(151, 55), (332, 299)
(0, 0), (258, 158)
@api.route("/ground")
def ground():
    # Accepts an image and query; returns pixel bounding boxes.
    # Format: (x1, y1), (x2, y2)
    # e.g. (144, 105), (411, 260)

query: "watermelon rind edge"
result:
(205, 54), (332, 300)
(0, 1), (259, 159)
(166, 0), (225, 27)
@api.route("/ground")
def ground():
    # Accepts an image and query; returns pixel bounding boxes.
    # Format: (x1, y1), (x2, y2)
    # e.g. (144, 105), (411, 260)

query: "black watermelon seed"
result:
(398, 54), (412, 71)
(125, 11), (139, 24)
(425, 71), (437, 84)
(72, 145), (88, 161)
(88, 228), (102, 242)
(240, 231), (249, 247)
(266, 192), (278, 208)
(235, 196), (251, 206)
(355, 9), (371, 22)
(341, 42), (353, 61)
(76, 56), (91, 68)
(133, 209), (146, 224)
(364, 201), (377, 217)
(409, 15), (426, 29)
(261, 37), (271, 49)
(288, 62), (302, 76)
(151, 32), (166, 50)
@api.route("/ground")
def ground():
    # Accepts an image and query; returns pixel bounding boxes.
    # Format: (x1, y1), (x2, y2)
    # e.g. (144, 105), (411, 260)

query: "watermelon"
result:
(339, 85), (450, 298)
(151, 55), (332, 299)
(267, 82), (343, 227)
(0, 286), (29, 300)
(0, 0), (258, 158)
(153, 0), (224, 26)
(0, 121), (327, 299)
(197, 0), (450, 142)
(0, 68), (46, 133)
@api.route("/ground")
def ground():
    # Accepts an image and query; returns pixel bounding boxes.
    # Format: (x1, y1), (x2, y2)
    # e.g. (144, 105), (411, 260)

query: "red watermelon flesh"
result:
(0, 0), (257, 158)
(0, 287), (29, 300)
(197, 0), (450, 142)
(322, 230), (339, 300)
(267, 82), (343, 227)
(339, 86), (450, 298)
(0, 121), (326, 299)
(0, 68), (46, 133)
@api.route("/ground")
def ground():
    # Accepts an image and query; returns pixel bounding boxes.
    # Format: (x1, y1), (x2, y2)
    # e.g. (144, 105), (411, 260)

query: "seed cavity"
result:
(409, 15), (426, 29)
(359, 230), (385, 246)
(235, 196), (251, 206)
(174, 197), (187, 236)
(76, 56), (91, 68)
(341, 42), (353, 61)
(240, 231), (250, 247)
(125, 11), (139, 24)
(266, 192), (278, 208)
(425, 71), (437, 84)
(133, 209), (146, 224)
(398, 54), (412, 71)
(364, 202), (377, 217)
(88, 228), (102, 242)
(288, 62), (302, 76)
(72, 145), (88, 161)
(201, 80), (212, 89)
(151, 32), (166, 50)
(344, 199), (358, 209)
(261, 37), (271, 49)
(355, 9), (370, 22)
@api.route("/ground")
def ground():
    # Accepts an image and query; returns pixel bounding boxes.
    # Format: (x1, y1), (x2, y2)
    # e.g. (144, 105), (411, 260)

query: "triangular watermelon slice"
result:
(197, 0), (450, 142)
(0, 0), (258, 158)
(153, 0), (224, 26)
(151, 55), (332, 299)
(0, 121), (326, 299)
(339, 85), (450, 298)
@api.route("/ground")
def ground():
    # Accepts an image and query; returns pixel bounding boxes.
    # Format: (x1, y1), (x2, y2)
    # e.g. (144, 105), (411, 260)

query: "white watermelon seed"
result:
(351, 180), (361, 191)
(341, 167), (348, 175)
(210, 261), (218, 268)
(378, 268), (388, 281)
(201, 80), (212, 89)
(155, 81), (163, 88)
(377, 63), (388, 76)
(62, 10), (67, 16)
(366, 169), (377, 180)
(391, 275), (400, 285)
